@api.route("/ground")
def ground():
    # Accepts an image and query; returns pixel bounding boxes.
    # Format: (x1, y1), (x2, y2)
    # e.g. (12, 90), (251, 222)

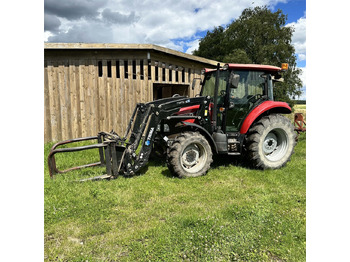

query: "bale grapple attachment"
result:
(48, 131), (126, 180)
(48, 101), (163, 180)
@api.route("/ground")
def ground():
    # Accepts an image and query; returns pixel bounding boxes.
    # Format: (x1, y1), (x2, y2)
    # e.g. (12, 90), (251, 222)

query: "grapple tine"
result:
(47, 132), (126, 179)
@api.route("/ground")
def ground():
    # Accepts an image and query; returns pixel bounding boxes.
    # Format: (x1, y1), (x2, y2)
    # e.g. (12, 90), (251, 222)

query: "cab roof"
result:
(204, 63), (281, 73)
(225, 63), (281, 72)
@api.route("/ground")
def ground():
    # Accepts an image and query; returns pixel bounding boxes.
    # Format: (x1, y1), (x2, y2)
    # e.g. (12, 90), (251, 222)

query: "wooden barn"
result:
(44, 43), (220, 142)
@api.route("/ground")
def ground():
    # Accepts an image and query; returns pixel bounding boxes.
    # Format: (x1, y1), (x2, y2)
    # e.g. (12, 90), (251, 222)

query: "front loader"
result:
(48, 63), (296, 179)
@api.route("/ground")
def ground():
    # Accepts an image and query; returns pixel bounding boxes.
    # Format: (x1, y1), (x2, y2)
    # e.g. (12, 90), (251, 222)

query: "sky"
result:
(44, 0), (306, 99)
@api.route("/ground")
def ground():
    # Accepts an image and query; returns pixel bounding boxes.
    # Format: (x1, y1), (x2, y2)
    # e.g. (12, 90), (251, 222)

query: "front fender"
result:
(240, 101), (291, 134)
(181, 121), (218, 154)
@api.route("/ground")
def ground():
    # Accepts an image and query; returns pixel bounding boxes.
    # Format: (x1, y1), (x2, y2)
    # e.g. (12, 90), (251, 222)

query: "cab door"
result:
(225, 70), (267, 132)
(201, 70), (229, 130)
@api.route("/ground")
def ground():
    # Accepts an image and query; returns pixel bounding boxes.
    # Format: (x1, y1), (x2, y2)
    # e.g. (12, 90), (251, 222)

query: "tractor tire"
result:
(245, 114), (296, 169)
(167, 132), (213, 178)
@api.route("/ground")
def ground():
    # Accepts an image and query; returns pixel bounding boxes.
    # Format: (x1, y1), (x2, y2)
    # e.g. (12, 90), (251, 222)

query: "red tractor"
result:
(48, 63), (296, 179)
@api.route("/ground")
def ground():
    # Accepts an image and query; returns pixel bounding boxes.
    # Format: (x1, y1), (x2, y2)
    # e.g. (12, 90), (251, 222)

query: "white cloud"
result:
(45, 0), (291, 52)
(285, 17), (306, 100)
(185, 39), (200, 54)
(298, 53), (306, 62)
(298, 67), (306, 100)
(44, 31), (53, 42)
(286, 16), (306, 60)
(300, 67), (306, 86)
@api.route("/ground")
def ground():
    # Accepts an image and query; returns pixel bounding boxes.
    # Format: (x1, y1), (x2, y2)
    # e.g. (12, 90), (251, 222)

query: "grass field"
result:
(44, 124), (306, 261)
(284, 104), (306, 123)
(293, 104), (306, 118)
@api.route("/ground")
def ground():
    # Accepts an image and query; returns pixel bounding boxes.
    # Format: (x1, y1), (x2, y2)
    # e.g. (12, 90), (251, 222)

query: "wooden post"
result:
(103, 59), (110, 132)
(44, 62), (52, 142)
(79, 60), (87, 137)
(84, 60), (92, 137)
(143, 59), (149, 102)
(136, 60), (141, 104)
(90, 60), (99, 136)
(110, 60), (117, 133)
(128, 59), (133, 125)
(119, 59), (126, 135)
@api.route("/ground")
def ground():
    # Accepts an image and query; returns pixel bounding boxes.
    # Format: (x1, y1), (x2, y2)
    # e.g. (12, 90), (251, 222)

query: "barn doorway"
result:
(153, 83), (190, 100)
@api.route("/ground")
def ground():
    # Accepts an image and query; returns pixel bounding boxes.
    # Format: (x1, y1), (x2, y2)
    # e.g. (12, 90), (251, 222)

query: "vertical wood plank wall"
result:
(44, 55), (207, 142)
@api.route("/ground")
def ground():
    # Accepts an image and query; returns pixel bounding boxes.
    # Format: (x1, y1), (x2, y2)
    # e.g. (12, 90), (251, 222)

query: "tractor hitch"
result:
(48, 131), (126, 179)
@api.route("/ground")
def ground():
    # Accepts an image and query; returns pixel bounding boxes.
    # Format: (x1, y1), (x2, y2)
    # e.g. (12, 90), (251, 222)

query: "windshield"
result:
(201, 70), (229, 104)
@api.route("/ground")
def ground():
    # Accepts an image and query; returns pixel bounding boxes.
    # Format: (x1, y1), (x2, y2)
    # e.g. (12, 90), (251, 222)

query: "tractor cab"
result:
(200, 63), (284, 133)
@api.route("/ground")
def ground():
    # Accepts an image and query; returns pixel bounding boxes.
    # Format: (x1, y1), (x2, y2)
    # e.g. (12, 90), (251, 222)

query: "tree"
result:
(192, 26), (227, 61)
(193, 6), (302, 106)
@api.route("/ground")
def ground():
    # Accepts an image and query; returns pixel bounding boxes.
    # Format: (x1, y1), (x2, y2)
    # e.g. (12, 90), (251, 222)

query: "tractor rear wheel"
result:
(167, 132), (213, 178)
(245, 114), (296, 169)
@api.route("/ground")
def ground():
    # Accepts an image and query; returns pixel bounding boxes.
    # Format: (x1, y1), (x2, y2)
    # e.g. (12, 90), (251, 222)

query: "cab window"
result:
(202, 70), (229, 104)
(230, 70), (265, 103)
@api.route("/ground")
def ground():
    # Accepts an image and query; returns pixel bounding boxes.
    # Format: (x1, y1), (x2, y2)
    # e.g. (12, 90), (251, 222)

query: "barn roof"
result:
(44, 43), (221, 67)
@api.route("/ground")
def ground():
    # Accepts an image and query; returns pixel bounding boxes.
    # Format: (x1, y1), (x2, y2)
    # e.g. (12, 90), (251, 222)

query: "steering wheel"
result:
(247, 94), (262, 102)
(254, 94), (262, 100)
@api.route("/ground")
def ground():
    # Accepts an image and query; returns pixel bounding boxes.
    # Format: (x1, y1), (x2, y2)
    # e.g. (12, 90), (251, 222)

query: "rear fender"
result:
(240, 101), (291, 134)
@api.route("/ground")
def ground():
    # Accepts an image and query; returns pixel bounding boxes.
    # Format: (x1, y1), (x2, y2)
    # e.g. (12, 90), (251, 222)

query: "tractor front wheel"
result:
(167, 132), (213, 178)
(245, 114), (296, 169)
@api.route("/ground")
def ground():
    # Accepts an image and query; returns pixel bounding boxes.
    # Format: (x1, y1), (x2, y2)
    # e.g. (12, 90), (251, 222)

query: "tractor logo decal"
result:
(145, 127), (155, 146)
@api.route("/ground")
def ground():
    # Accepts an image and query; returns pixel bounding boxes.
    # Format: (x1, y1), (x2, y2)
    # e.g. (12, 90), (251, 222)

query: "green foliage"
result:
(44, 130), (306, 261)
(193, 26), (227, 61)
(223, 49), (252, 64)
(293, 100), (306, 105)
(193, 6), (303, 107)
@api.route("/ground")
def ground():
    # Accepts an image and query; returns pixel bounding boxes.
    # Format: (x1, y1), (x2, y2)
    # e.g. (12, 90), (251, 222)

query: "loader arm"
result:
(48, 95), (210, 179)
(122, 95), (210, 175)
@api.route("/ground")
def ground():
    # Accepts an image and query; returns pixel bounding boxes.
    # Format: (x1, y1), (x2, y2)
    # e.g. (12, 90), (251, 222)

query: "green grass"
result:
(44, 132), (306, 262)
(294, 104), (306, 110)
(284, 104), (306, 123)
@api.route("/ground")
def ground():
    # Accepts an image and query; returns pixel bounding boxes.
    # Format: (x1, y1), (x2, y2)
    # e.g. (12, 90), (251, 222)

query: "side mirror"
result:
(229, 72), (240, 89)
(191, 78), (202, 90)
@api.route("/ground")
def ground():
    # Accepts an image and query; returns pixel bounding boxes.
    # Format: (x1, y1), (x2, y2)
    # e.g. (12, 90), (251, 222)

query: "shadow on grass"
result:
(149, 153), (253, 179)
